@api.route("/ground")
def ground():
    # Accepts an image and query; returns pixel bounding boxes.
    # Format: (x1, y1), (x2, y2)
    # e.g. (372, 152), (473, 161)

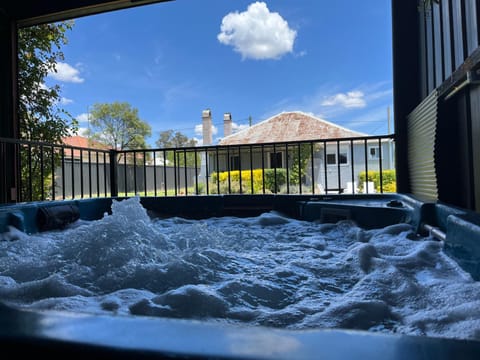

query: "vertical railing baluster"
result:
(17, 143), (23, 202)
(143, 150), (147, 196)
(194, 148), (198, 195)
(184, 149), (188, 196)
(216, 147), (220, 194)
(378, 138), (383, 193)
(336, 141), (341, 192)
(51, 145), (55, 200)
(250, 145), (254, 194)
(103, 152), (107, 197)
(153, 151), (157, 197)
(88, 150), (92, 198)
(123, 153), (127, 196)
(28, 144), (33, 201)
(285, 143), (289, 194)
(323, 141), (327, 194)
(109, 150), (118, 197)
(261, 144), (265, 194)
(238, 146), (242, 194)
(273, 143), (277, 193)
(173, 150), (177, 196)
(310, 142), (315, 194)
(298, 143), (302, 194)
(79, 149), (84, 198)
(96, 152), (100, 198)
(70, 148), (75, 199)
(227, 146), (231, 194)
(364, 139), (369, 193)
(133, 152), (138, 195)
(205, 148), (210, 195)
(163, 150), (167, 196)
(40, 145), (44, 201)
(350, 139), (355, 194)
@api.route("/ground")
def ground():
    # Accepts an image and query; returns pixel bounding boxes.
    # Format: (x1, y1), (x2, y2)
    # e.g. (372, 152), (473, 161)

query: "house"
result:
(62, 135), (110, 162)
(202, 110), (395, 193)
(62, 136), (147, 164)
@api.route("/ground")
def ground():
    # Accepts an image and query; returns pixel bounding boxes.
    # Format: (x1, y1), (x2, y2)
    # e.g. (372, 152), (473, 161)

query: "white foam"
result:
(0, 196), (479, 341)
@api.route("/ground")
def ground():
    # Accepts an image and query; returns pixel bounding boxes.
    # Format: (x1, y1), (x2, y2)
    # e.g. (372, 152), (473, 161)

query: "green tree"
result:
(18, 21), (77, 141)
(86, 102), (152, 151)
(156, 130), (197, 148)
(155, 130), (198, 167)
(17, 21), (77, 200)
(289, 143), (314, 185)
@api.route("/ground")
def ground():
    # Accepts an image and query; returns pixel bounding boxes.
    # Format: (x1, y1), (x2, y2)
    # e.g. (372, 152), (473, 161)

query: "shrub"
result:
(358, 169), (396, 193)
(195, 182), (206, 194)
(209, 168), (286, 194)
(263, 168), (287, 193)
(382, 181), (397, 193)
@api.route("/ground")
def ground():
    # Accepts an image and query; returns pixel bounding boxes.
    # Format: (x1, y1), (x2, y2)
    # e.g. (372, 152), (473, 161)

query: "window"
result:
(326, 153), (337, 165)
(339, 152), (348, 164)
(326, 151), (348, 165)
(270, 152), (282, 168)
(230, 155), (240, 170)
(369, 146), (380, 160)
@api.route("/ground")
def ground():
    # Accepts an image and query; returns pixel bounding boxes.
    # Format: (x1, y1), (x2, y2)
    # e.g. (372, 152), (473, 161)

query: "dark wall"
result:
(394, 0), (480, 212)
(391, 0), (421, 194)
(436, 94), (474, 208)
(0, 13), (18, 203)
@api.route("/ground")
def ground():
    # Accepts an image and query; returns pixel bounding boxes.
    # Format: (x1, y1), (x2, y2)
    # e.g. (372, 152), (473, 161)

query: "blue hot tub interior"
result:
(1, 193), (480, 359)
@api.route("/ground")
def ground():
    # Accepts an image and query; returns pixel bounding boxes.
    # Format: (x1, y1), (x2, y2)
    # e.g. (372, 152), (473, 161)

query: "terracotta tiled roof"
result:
(62, 135), (109, 150)
(218, 111), (367, 145)
(62, 136), (110, 158)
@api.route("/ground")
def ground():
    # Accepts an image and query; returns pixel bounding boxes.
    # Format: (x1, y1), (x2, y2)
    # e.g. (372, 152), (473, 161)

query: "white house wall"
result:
(207, 140), (395, 193)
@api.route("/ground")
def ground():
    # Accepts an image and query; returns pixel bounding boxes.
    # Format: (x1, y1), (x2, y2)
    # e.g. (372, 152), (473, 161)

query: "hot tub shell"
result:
(1, 193), (480, 359)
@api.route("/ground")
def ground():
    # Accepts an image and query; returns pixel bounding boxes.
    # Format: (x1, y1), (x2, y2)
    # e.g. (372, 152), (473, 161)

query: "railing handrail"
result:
(1, 134), (395, 155)
(0, 136), (111, 155)
(118, 134), (396, 154)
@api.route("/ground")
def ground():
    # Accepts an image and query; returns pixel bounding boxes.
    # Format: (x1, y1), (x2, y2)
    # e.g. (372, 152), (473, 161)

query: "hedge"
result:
(210, 168), (287, 194)
(358, 169), (396, 193)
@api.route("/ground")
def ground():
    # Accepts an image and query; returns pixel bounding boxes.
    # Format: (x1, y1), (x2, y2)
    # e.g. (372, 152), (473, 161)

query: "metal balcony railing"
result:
(0, 134), (395, 203)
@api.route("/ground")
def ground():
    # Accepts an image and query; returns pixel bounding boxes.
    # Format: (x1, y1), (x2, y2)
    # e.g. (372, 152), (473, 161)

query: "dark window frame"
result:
(269, 152), (283, 169)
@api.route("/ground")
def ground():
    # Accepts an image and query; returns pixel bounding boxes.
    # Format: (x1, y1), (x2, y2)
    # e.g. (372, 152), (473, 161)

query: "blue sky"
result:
(46, 0), (393, 147)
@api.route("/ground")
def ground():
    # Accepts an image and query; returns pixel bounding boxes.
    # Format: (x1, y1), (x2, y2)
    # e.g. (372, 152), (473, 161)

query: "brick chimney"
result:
(224, 112), (232, 137)
(202, 109), (212, 145)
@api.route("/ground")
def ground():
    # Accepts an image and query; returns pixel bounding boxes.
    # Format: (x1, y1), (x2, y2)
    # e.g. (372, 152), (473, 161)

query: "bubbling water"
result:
(1, 196), (480, 341)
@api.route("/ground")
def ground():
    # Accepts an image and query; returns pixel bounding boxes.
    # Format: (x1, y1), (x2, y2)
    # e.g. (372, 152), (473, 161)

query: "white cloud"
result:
(74, 113), (92, 137)
(218, 2), (297, 60)
(294, 50), (307, 58)
(48, 62), (84, 83)
(262, 82), (393, 135)
(77, 127), (89, 136)
(76, 113), (90, 124)
(321, 91), (366, 109)
(192, 136), (203, 146)
(195, 123), (218, 136)
(60, 97), (73, 105)
(232, 122), (249, 133)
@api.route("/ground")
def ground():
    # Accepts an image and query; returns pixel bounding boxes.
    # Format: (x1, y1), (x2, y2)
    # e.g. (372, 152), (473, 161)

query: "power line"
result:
(153, 116), (257, 135)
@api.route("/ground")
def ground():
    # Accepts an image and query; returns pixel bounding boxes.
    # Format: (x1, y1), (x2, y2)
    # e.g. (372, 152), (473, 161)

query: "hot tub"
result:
(1, 194), (480, 359)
